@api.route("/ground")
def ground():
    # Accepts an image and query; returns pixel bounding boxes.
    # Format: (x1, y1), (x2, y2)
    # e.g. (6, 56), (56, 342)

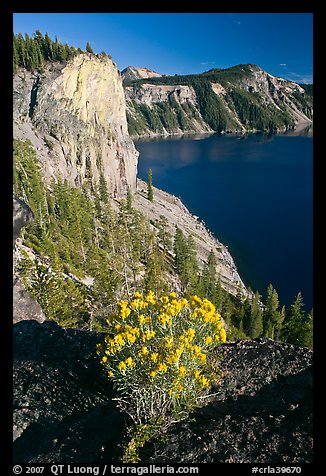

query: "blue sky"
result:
(13, 13), (313, 83)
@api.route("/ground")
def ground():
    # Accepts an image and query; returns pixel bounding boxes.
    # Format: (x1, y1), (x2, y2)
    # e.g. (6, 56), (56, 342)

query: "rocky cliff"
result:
(13, 54), (138, 196)
(124, 64), (313, 137)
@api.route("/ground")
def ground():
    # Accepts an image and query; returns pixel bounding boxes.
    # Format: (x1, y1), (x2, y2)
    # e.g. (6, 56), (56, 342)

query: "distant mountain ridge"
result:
(121, 66), (164, 82)
(123, 63), (313, 137)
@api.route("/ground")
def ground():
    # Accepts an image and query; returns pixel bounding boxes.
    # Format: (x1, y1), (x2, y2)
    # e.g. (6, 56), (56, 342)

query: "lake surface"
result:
(135, 131), (313, 311)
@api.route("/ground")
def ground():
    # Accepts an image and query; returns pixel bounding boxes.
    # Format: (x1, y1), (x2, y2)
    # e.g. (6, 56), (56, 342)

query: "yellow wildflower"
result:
(117, 361), (127, 372)
(190, 295), (203, 308)
(125, 357), (135, 368)
(101, 356), (108, 364)
(164, 336), (174, 349)
(114, 334), (125, 346)
(160, 295), (169, 304)
(158, 363), (168, 373)
(142, 330), (155, 341)
(166, 352), (178, 365)
(179, 366), (187, 377)
(150, 352), (159, 363)
(138, 314), (146, 325)
(220, 328), (227, 342)
(194, 370), (201, 380)
(198, 352), (207, 363)
(126, 333), (136, 344)
(120, 307), (131, 320)
(200, 376), (210, 388)
(191, 345), (202, 356)
(139, 346), (149, 356)
(145, 290), (156, 305)
(205, 336), (213, 345)
(186, 328), (196, 341)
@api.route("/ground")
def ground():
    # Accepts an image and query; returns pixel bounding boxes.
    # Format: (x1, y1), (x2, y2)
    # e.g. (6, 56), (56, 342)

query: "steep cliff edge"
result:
(13, 53), (138, 196)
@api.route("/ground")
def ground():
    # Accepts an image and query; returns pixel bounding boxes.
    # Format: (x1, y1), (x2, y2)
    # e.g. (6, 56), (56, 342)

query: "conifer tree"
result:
(127, 187), (133, 212)
(86, 42), (94, 54)
(247, 291), (263, 339)
(214, 274), (225, 311)
(281, 292), (309, 346)
(263, 284), (282, 339)
(200, 250), (217, 302)
(156, 215), (172, 257)
(99, 172), (109, 203)
(147, 168), (154, 202)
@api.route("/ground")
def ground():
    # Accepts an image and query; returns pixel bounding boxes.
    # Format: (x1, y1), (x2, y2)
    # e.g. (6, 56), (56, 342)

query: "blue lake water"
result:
(135, 132), (313, 311)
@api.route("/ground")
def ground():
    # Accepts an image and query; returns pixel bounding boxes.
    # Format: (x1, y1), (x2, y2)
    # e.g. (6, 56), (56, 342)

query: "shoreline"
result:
(132, 120), (313, 142)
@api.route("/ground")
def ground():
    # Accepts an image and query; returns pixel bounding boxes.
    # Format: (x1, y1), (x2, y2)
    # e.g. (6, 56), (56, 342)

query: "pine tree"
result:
(281, 292), (307, 346)
(86, 42), (94, 54)
(173, 228), (199, 293)
(248, 291), (263, 339)
(127, 187), (133, 212)
(99, 172), (109, 203)
(263, 284), (282, 339)
(200, 250), (217, 302)
(214, 274), (224, 311)
(147, 168), (154, 202)
(300, 309), (313, 348)
(13, 33), (19, 74)
(156, 215), (172, 256)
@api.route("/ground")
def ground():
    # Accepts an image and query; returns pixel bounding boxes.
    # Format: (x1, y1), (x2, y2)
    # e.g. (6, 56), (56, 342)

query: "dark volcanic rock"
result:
(140, 339), (313, 463)
(13, 321), (312, 464)
(13, 320), (126, 463)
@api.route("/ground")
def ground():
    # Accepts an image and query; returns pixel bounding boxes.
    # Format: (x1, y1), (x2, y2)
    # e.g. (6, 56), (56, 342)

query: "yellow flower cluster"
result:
(97, 290), (227, 403)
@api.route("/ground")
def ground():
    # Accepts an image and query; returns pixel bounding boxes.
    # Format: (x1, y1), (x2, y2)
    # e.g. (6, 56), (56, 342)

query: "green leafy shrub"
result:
(97, 290), (226, 461)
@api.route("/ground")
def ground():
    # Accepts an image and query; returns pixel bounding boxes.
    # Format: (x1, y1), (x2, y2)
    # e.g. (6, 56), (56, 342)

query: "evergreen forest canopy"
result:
(13, 31), (100, 74)
(13, 139), (313, 347)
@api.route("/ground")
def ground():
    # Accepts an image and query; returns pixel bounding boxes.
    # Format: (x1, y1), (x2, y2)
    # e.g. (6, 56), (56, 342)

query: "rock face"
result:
(124, 82), (212, 136)
(13, 54), (138, 196)
(13, 319), (312, 463)
(121, 66), (163, 82)
(13, 198), (46, 324)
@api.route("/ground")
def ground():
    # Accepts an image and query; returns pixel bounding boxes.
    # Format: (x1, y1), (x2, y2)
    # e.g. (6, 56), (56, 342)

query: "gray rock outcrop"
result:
(13, 198), (46, 324)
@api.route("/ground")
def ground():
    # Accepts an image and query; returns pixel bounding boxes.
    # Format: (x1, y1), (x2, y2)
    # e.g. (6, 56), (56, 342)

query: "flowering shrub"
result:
(96, 291), (226, 461)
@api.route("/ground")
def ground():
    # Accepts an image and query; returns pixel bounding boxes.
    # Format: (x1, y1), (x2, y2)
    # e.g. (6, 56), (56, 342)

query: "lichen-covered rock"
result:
(13, 54), (138, 196)
(13, 321), (312, 464)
